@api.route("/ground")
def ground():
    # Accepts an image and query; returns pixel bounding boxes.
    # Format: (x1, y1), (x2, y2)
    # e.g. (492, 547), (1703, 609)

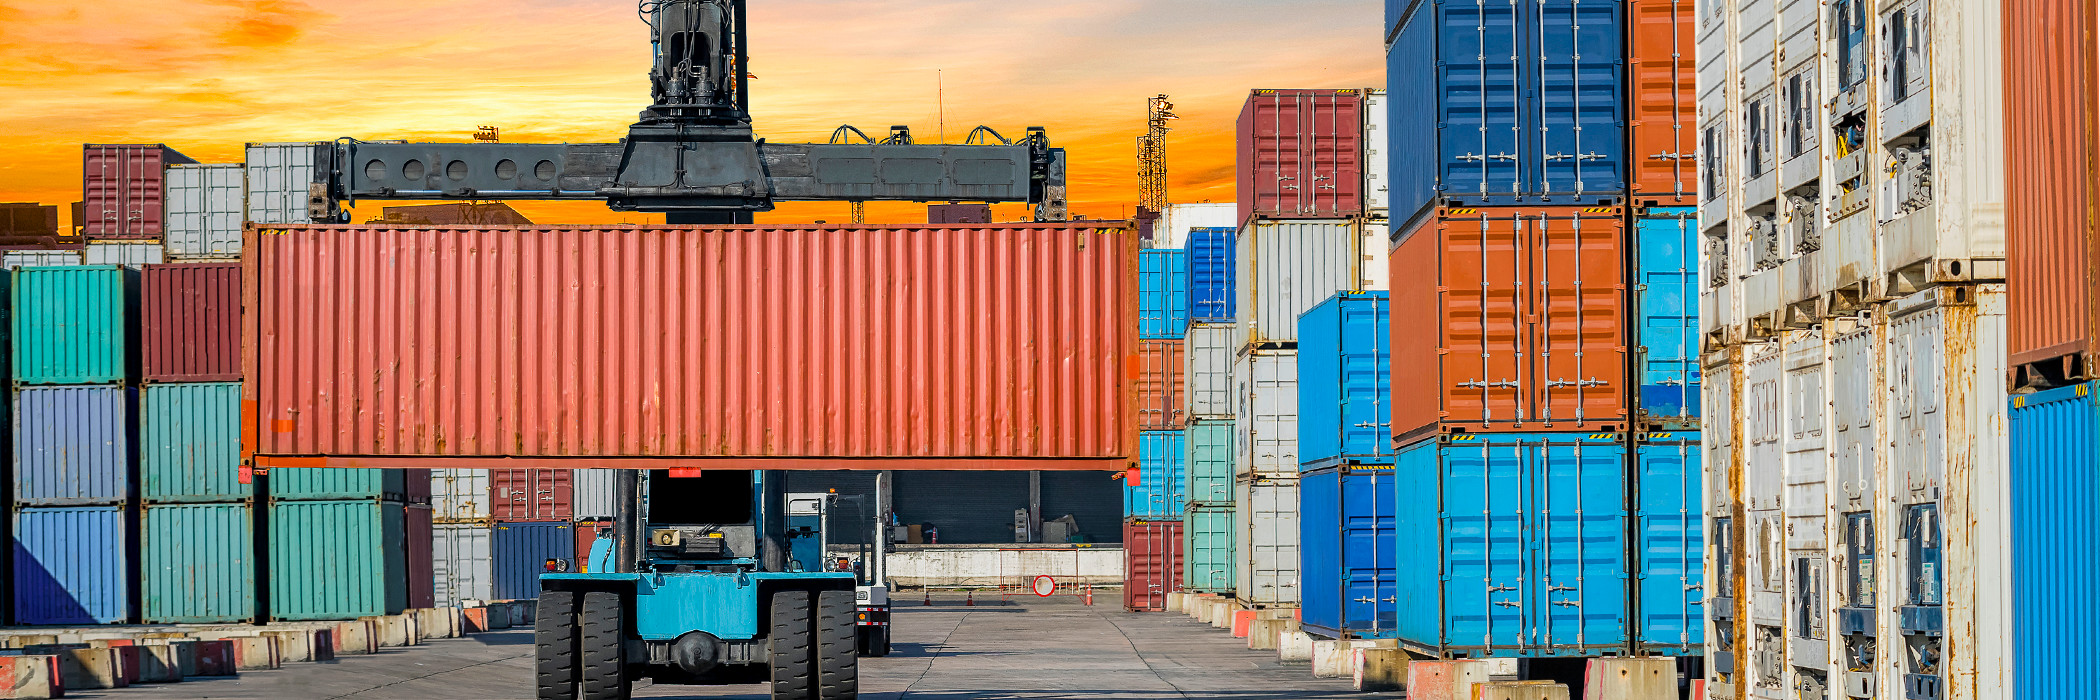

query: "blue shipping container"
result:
(492, 520), (574, 601)
(1184, 227), (1236, 324)
(14, 385), (135, 506)
(1298, 291), (1391, 469)
(141, 382), (251, 503)
(1633, 432), (1703, 656)
(1636, 208), (1700, 427)
(13, 506), (132, 624)
(1126, 431), (1188, 518)
(2010, 383), (2100, 700)
(1387, 0), (1627, 222)
(1300, 462), (1400, 639)
(1139, 249), (1189, 339)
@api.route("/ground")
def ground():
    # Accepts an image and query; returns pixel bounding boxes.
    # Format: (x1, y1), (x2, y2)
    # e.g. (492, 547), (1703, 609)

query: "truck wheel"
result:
(816, 590), (858, 699)
(536, 591), (578, 700)
(579, 591), (630, 700)
(769, 591), (814, 700)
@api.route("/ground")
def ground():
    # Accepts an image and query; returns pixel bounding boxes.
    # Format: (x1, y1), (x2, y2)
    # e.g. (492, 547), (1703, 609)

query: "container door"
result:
(1529, 209), (1629, 429)
(1299, 470), (1342, 633)
(1438, 0), (1526, 203)
(1528, 435), (1629, 652)
(1635, 434), (1705, 654)
(1636, 211), (1701, 425)
(1626, 0), (1697, 201)
(1525, 0), (1626, 199)
(1245, 479), (1301, 605)
(1441, 437), (1530, 650)
(1439, 213), (1529, 428)
(1338, 295), (1393, 457)
(1342, 466), (1399, 634)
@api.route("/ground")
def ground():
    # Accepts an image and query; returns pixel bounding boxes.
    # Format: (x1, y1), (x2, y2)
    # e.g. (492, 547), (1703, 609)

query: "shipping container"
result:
(140, 502), (254, 623)
(406, 505), (434, 609)
(573, 468), (617, 520)
(1299, 463), (1397, 639)
(1, 250), (82, 269)
(1633, 432), (1703, 656)
(245, 143), (318, 226)
(1393, 433), (1629, 657)
(140, 263), (241, 383)
(0, 203), (59, 237)
(1384, 0), (1627, 223)
(269, 467), (412, 501)
(1235, 220), (1362, 348)
(490, 468), (575, 521)
(1136, 339), (1187, 431)
(574, 520), (612, 572)
(492, 520), (572, 601)
(82, 144), (194, 239)
(84, 242), (164, 267)
(1358, 221), (1391, 292)
(141, 382), (248, 503)
(1637, 208), (1700, 427)
(1184, 419), (1234, 506)
(246, 223), (1138, 470)
(1391, 208), (1630, 442)
(432, 522), (494, 607)
(14, 385), (135, 506)
(1627, 0), (1696, 205)
(1152, 204), (1238, 250)
(1139, 249), (1189, 339)
(1123, 518), (1183, 611)
(13, 265), (135, 385)
(431, 469), (490, 522)
(13, 505), (134, 624)
(1233, 475), (1300, 607)
(2009, 381), (2099, 700)
(1181, 504), (1234, 594)
(1363, 88), (1390, 219)
(1236, 89), (1366, 225)
(268, 499), (407, 620)
(1183, 323), (1234, 419)
(2005, 0), (2100, 382)
(1185, 227), (1236, 324)
(1126, 431), (1187, 519)
(1234, 349), (1298, 477)
(1298, 291), (1391, 469)
(163, 164), (242, 259)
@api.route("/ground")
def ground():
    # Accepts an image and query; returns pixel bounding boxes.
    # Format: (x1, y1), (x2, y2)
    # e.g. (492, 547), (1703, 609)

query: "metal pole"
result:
(872, 471), (889, 586)
(614, 469), (641, 574)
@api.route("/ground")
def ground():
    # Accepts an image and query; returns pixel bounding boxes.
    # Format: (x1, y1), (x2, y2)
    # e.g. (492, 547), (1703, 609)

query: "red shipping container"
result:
(1135, 339), (1186, 430)
(83, 144), (194, 240)
(574, 520), (611, 572)
(1121, 518), (1183, 612)
(490, 469), (574, 520)
(1236, 89), (1366, 226)
(1625, 0), (1695, 205)
(244, 224), (1140, 470)
(2005, 0), (2100, 382)
(141, 263), (241, 382)
(1390, 207), (1630, 442)
(405, 505), (435, 609)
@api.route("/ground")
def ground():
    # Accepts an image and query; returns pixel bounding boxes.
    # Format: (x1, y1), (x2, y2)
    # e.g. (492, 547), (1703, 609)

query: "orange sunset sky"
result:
(0, 0), (1385, 225)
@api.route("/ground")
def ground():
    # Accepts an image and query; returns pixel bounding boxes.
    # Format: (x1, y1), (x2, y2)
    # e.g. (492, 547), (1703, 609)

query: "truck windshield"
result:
(647, 469), (754, 525)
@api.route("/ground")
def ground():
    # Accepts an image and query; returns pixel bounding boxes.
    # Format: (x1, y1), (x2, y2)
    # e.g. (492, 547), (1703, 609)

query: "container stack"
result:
(80, 144), (194, 267)
(1181, 226), (1236, 597)
(1294, 290), (1393, 639)
(488, 469), (578, 601)
(1124, 246), (1190, 611)
(1699, 0), (2013, 696)
(267, 467), (418, 621)
(430, 470), (493, 607)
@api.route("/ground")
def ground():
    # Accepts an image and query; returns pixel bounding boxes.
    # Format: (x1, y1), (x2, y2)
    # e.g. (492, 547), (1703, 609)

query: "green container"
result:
(270, 468), (409, 501)
(268, 499), (407, 620)
(1182, 504), (1235, 594)
(142, 503), (256, 623)
(142, 383), (250, 502)
(1185, 419), (1235, 506)
(12, 266), (134, 385)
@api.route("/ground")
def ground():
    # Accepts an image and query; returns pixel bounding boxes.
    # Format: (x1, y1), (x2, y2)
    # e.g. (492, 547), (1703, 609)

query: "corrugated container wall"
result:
(1184, 420), (1234, 505)
(13, 266), (135, 385)
(492, 520), (572, 601)
(14, 386), (135, 506)
(1153, 204), (1238, 251)
(84, 242), (164, 268)
(13, 506), (134, 624)
(1234, 476), (1300, 606)
(1362, 88), (1390, 219)
(1637, 209), (1700, 427)
(141, 502), (254, 623)
(1122, 518), (1183, 612)
(1235, 350), (1299, 477)
(1297, 291), (1391, 468)
(572, 468), (617, 520)
(490, 468), (574, 521)
(1181, 505), (1235, 594)
(1126, 431), (1187, 519)
(2009, 382), (2099, 700)
(1183, 323), (1234, 419)
(245, 143), (317, 226)
(270, 468), (411, 501)
(406, 506), (434, 609)
(1634, 433), (1703, 656)
(1136, 340), (1187, 431)
(247, 224), (1139, 470)
(432, 522), (494, 607)
(268, 499), (407, 620)
(2004, 0), (2100, 378)
(431, 469), (491, 522)
(1138, 250), (1189, 338)
(82, 144), (194, 239)
(1237, 90), (1366, 225)
(1185, 227), (1236, 324)
(1298, 464), (1398, 639)
(141, 263), (241, 382)
(163, 164), (243, 259)
(141, 382), (249, 502)
(1236, 220), (1361, 348)
(1626, 0), (1696, 205)
(2, 250), (82, 269)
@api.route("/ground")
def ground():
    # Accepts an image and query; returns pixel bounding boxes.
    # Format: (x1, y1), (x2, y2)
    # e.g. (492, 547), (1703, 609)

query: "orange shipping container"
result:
(1626, 0), (1696, 205)
(2005, 0), (2100, 383)
(1136, 339), (1187, 430)
(1390, 207), (1630, 443)
(243, 223), (1140, 471)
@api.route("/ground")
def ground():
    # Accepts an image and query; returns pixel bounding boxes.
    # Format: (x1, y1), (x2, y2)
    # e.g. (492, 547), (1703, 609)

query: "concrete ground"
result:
(70, 595), (1362, 700)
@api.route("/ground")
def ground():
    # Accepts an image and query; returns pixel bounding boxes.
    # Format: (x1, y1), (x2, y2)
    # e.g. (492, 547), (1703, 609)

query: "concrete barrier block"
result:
(462, 607), (492, 634)
(107, 645), (141, 686)
(514, 599), (537, 624)
(1406, 659), (1496, 700)
(0, 637), (55, 651)
(329, 621), (376, 655)
(362, 615), (413, 647)
(1477, 681), (1570, 700)
(1191, 599), (1215, 624)
(192, 639), (238, 677)
(1230, 610), (1254, 637)
(1208, 601), (1232, 629)
(25, 647), (122, 690)
(0, 655), (60, 698)
(1246, 618), (1284, 650)
(262, 630), (333, 663)
(414, 608), (461, 639)
(228, 636), (281, 671)
(1351, 648), (1408, 692)
(140, 639), (201, 678)
(1165, 592), (1184, 613)
(1277, 630), (1315, 662)
(1309, 640), (1347, 678)
(1582, 657), (1677, 700)
(132, 643), (185, 683)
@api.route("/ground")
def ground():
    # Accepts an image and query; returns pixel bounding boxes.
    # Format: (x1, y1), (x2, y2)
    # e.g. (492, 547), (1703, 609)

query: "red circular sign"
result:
(1032, 575), (1057, 597)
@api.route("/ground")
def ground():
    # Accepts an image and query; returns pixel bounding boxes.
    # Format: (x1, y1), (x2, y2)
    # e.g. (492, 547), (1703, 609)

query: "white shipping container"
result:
(1184, 322), (1233, 419)
(431, 469), (490, 523)
(1362, 88), (1388, 220)
(164, 163), (243, 258)
(1, 251), (82, 269)
(1234, 220), (1360, 347)
(84, 242), (163, 267)
(1152, 203), (1237, 250)
(1233, 475), (1299, 607)
(245, 142), (317, 225)
(432, 522), (493, 608)
(1233, 349), (1297, 477)
(573, 468), (617, 520)
(1358, 220), (1388, 291)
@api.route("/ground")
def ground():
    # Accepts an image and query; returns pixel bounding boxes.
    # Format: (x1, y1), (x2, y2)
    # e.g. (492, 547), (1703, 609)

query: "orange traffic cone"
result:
(965, 591), (975, 606)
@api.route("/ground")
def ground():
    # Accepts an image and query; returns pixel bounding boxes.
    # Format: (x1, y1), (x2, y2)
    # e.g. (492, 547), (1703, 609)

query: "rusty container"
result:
(82, 145), (195, 240)
(489, 469), (574, 521)
(140, 263), (241, 382)
(244, 223), (1140, 470)
(1237, 89), (1367, 225)
(1122, 517), (1184, 612)
(1390, 207), (1630, 443)
(2005, 0), (2100, 385)
(1625, 0), (1696, 205)
(1137, 339), (1187, 430)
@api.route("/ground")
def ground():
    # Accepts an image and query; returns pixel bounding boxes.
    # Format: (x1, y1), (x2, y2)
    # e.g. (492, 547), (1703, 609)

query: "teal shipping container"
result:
(268, 499), (407, 620)
(270, 467), (411, 501)
(1185, 419), (1235, 505)
(1182, 504), (1235, 594)
(142, 382), (250, 502)
(13, 265), (135, 385)
(142, 502), (254, 622)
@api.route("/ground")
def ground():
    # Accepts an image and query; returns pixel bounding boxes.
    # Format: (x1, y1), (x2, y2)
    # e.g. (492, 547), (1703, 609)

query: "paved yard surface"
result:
(73, 596), (1360, 699)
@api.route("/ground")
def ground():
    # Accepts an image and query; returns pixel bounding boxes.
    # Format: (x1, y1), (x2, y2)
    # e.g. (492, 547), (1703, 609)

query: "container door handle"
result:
(1494, 601), (1522, 608)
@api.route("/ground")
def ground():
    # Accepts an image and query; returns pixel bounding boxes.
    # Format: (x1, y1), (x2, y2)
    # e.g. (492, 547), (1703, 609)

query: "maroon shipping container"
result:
(83, 144), (194, 240)
(1135, 339), (1186, 430)
(1236, 89), (1366, 226)
(2005, 0), (2100, 382)
(574, 520), (611, 572)
(0, 203), (59, 237)
(244, 223), (1140, 470)
(490, 469), (574, 521)
(1122, 518), (1183, 612)
(141, 263), (241, 382)
(405, 505), (435, 609)
(1626, 0), (1695, 205)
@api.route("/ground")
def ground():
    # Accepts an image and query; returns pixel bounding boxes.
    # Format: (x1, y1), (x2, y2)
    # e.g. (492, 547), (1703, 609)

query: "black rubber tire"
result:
(769, 590), (814, 700)
(579, 591), (630, 700)
(816, 590), (859, 699)
(536, 590), (578, 700)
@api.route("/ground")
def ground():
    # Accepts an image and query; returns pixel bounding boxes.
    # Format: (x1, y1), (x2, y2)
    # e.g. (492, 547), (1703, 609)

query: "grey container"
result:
(430, 469), (491, 522)
(573, 468), (617, 520)
(1, 251), (82, 269)
(84, 242), (163, 268)
(1235, 474), (1301, 606)
(164, 163), (244, 259)
(432, 522), (494, 607)
(1185, 322), (1235, 419)
(14, 386), (136, 506)
(245, 143), (316, 225)
(1234, 349), (1299, 477)
(1234, 220), (1361, 348)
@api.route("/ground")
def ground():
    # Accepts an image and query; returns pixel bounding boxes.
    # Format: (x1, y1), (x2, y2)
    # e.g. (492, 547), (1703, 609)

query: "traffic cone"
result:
(965, 591), (975, 606)
(1084, 584), (1094, 606)
(923, 590), (932, 606)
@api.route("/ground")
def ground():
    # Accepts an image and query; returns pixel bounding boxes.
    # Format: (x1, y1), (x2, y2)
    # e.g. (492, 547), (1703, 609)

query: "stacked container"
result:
(1126, 248), (1192, 610)
(81, 144), (193, 269)
(431, 470), (494, 607)
(1181, 227), (1239, 595)
(1295, 291), (1395, 636)
(483, 468), (576, 601)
